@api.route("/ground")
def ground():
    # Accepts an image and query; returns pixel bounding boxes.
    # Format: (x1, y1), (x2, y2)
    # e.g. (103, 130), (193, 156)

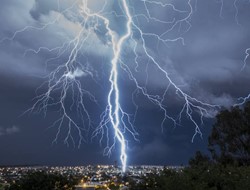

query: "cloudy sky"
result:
(0, 0), (250, 167)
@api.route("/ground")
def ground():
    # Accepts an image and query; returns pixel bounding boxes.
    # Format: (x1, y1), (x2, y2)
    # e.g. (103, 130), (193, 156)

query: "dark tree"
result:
(208, 102), (250, 166)
(7, 171), (77, 190)
(189, 151), (210, 167)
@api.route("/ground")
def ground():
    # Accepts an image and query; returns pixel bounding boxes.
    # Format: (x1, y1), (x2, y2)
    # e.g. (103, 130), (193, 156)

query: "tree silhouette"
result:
(208, 102), (250, 166)
(7, 171), (77, 190)
(189, 151), (210, 167)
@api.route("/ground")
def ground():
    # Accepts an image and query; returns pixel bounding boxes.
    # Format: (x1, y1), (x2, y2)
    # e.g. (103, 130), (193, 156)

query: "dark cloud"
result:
(30, 0), (58, 20)
(0, 0), (250, 166)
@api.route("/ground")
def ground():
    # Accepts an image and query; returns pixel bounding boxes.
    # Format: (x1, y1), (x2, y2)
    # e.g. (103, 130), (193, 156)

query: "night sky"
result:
(0, 0), (250, 167)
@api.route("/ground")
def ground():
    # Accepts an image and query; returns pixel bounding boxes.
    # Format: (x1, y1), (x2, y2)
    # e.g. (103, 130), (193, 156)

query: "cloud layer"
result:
(0, 0), (250, 166)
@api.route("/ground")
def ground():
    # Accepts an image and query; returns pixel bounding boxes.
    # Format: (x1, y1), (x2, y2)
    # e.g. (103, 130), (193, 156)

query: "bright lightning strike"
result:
(81, 0), (134, 172)
(1, 0), (250, 172)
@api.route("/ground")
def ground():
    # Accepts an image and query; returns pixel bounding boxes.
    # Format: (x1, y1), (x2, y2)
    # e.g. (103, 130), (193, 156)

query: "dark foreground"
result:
(1, 164), (250, 190)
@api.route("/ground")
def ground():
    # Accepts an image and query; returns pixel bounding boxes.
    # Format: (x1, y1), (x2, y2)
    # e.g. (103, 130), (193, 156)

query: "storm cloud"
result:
(0, 0), (250, 166)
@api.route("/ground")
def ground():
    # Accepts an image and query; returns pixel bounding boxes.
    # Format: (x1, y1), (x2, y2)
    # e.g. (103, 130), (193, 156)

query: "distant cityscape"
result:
(0, 165), (183, 190)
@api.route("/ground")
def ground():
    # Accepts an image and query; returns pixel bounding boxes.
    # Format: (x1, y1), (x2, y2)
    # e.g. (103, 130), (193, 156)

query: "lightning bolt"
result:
(1, 0), (250, 172)
(81, 0), (134, 172)
(105, 0), (132, 172)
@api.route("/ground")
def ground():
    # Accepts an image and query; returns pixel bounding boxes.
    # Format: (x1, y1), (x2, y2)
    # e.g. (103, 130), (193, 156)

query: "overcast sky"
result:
(0, 0), (250, 167)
